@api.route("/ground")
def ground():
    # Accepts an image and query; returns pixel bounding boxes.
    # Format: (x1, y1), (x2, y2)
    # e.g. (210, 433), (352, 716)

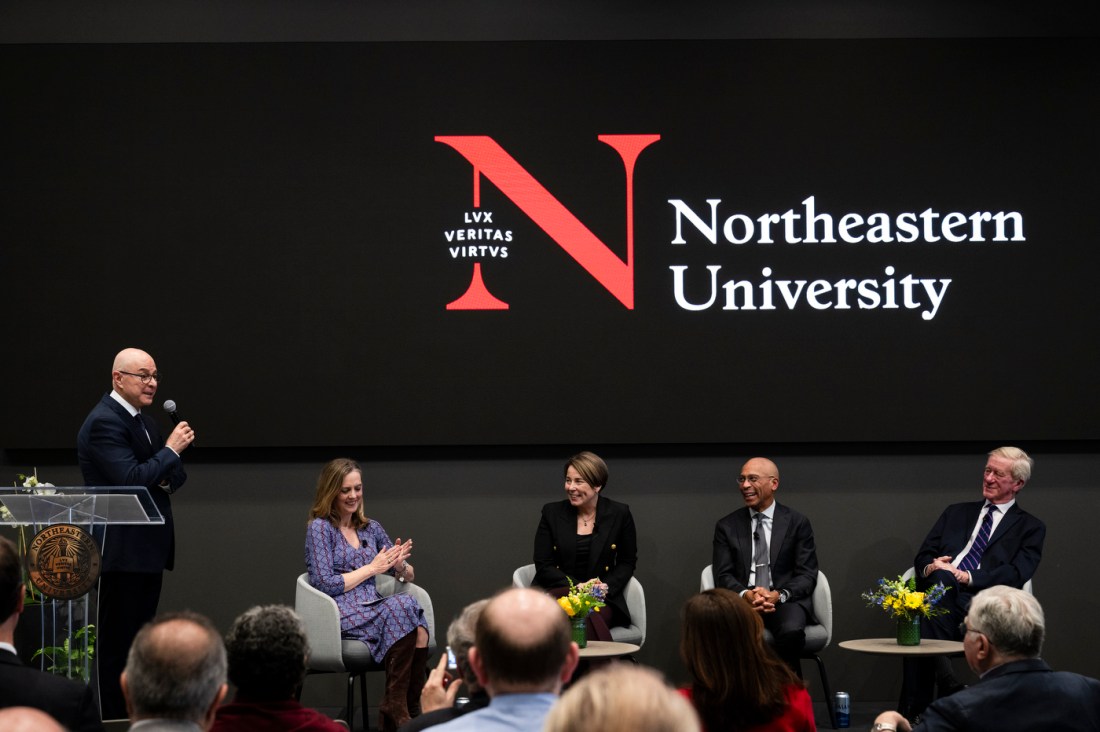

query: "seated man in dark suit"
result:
(712, 457), (818, 671)
(0, 536), (104, 732)
(903, 446), (1045, 718)
(873, 586), (1100, 732)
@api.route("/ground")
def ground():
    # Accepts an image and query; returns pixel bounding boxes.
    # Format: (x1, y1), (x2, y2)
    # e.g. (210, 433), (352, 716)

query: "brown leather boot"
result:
(378, 632), (416, 732)
(406, 645), (430, 718)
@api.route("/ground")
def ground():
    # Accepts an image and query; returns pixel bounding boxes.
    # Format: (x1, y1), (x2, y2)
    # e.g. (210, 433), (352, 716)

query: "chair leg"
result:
(809, 654), (837, 729)
(345, 672), (356, 723)
(360, 671), (369, 730)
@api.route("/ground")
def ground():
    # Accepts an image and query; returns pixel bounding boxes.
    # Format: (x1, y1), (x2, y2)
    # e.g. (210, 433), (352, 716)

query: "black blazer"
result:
(712, 503), (819, 614)
(914, 500), (1045, 592)
(0, 650), (104, 731)
(919, 658), (1100, 731)
(76, 392), (187, 573)
(533, 496), (638, 624)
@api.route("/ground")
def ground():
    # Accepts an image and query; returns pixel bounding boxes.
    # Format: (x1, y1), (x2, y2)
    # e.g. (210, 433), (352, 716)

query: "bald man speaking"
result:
(77, 347), (196, 720)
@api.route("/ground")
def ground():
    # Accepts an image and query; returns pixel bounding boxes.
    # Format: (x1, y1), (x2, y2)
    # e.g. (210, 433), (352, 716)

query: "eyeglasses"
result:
(959, 621), (984, 637)
(739, 474), (774, 485)
(119, 371), (161, 385)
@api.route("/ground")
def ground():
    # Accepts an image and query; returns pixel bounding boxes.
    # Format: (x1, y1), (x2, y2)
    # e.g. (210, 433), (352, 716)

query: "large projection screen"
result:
(2, 39), (1096, 447)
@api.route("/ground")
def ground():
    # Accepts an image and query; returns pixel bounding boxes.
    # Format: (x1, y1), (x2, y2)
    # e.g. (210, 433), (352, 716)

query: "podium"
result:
(0, 486), (164, 681)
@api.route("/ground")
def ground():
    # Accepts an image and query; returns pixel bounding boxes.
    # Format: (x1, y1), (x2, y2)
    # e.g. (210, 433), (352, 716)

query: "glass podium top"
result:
(0, 486), (164, 526)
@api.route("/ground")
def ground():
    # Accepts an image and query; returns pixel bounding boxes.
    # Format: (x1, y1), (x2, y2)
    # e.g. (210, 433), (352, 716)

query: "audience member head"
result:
(0, 706), (65, 732)
(469, 587), (578, 696)
(964, 586), (1044, 673)
(309, 457), (367, 528)
(564, 451), (608, 491)
(0, 535), (24, 626)
(680, 589), (801, 730)
(988, 446), (1034, 484)
(543, 664), (701, 732)
(447, 598), (490, 689)
(121, 611), (228, 728)
(225, 605), (309, 701)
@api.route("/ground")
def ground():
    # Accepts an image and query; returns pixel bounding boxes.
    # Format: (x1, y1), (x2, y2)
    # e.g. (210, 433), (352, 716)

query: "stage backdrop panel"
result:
(2, 39), (1096, 447)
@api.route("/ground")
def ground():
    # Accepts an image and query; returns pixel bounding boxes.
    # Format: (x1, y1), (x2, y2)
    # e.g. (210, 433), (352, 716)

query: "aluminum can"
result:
(835, 691), (851, 728)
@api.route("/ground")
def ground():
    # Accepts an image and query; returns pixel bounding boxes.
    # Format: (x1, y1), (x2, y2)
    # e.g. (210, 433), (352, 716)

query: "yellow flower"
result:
(557, 597), (575, 617)
(904, 592), (925, 610)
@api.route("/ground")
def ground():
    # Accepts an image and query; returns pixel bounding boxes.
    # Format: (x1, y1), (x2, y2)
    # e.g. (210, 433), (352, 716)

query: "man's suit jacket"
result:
(914, 500), (1045, 593)
(712, 503), (818, 613)
(77, 392), (187, 573)
(0, 649), (104, 731)
(533, 496), (638, 623)
(919, 658), (1100, 732)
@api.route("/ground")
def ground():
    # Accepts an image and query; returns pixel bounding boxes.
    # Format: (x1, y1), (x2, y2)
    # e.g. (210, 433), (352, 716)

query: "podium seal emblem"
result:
(26, 523), (102, 600)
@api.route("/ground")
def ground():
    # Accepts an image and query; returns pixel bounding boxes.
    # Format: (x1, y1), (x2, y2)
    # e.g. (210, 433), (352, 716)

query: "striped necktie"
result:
(753, 512), (771, 590)
(958, 505), (995, 572)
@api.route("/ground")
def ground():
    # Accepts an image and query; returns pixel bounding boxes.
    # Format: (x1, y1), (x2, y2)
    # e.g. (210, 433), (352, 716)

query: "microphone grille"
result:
(163, 400), (177, 413)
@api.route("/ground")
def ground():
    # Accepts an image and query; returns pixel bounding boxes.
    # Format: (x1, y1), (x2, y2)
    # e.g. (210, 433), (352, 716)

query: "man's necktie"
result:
(753, 512), (771, 590)
(135, 413), (152, 445)
(958, 505), (995, 572)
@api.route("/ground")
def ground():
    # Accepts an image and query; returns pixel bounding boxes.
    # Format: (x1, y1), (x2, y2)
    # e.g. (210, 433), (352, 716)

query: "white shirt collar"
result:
(110, 389), (140, 417)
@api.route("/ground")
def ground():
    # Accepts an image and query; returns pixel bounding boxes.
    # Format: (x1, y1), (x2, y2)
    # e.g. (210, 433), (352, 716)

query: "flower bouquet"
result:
(556, 578), (607, 648)
(861, 575), (950, 645)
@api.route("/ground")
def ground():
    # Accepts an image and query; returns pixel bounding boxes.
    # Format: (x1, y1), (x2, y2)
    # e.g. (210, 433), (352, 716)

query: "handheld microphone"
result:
(163, 400), (183, 425)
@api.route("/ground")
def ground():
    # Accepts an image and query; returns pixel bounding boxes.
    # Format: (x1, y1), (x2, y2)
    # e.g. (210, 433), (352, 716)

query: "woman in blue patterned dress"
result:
(305, 458), (429, 732)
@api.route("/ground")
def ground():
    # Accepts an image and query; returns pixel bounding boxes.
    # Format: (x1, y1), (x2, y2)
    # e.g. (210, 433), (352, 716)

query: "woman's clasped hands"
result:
(368, 538), (414, 576)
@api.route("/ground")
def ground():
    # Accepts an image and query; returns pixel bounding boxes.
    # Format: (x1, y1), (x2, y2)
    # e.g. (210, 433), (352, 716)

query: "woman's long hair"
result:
(680, 589), (803, 730)
(307, 457), (369, 529)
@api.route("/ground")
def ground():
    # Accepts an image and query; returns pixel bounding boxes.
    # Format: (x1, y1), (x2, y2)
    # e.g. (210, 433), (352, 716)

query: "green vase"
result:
(897, 615), (921, 646)
(570, 615), (587, 648)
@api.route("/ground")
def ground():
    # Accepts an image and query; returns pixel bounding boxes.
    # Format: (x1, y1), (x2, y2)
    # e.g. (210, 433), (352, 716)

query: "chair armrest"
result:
(295, 573), (346, 672)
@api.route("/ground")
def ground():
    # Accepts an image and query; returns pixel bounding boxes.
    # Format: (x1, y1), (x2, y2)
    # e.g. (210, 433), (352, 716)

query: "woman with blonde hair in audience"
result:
(679, 589), (815, 731)
(543, 664), (700, 732)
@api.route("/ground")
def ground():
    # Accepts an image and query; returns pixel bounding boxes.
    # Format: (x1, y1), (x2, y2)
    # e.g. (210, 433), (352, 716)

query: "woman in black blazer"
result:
(533, 451), (638, 635)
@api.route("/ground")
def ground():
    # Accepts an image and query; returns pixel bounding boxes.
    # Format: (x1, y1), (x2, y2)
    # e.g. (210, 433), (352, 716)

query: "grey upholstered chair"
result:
(512, 563), (647, 647)
(294, 573), (436, 724)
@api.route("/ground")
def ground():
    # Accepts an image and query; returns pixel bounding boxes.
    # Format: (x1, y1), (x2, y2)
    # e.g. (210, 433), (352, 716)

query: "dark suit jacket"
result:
(533, 496), (638, 624)
(919, 658), (1100, 732)
(76, 392), (187, 573)
(712, 503), (818, 614)
(914, 501), (1045, 593)
(0, 649), (104, 731)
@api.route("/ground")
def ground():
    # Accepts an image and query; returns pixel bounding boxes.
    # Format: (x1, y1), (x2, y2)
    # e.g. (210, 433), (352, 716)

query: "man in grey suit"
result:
(712, 457), (818, 671)
(121, 611), (227, 731)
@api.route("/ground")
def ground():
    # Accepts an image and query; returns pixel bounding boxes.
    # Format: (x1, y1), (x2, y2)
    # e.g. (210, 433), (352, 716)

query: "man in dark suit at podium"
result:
(76, 348), (196, 720)
(712, 457), (819, 671)
(0, 536), (104, 731)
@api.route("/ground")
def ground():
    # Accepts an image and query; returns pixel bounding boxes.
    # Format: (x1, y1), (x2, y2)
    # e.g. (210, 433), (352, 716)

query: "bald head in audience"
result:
(468, 587), (579, 696)
(0, 707), (66, 732)
(121, 611), (228, 730)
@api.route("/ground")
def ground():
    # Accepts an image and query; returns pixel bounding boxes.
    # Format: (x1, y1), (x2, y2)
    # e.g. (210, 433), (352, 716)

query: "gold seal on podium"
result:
(27, 523), (102, 600)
